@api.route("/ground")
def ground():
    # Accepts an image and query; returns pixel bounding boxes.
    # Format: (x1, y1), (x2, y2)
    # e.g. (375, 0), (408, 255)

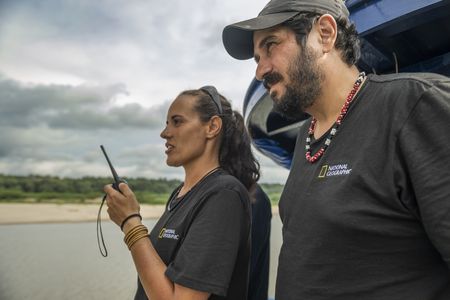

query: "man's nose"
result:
(255, 57), (272, 81)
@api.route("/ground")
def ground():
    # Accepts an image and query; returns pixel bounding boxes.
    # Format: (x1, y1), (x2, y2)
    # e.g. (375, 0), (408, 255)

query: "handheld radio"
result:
(100, 145), (127, 190)
(97, 145), (127, 257)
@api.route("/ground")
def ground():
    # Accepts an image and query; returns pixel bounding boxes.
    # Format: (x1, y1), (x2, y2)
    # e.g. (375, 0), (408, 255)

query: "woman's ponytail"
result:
(219, 109), (260, 189)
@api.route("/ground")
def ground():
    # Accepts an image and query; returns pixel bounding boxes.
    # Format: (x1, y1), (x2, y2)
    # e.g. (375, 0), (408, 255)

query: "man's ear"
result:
(316, 14), (337, 54)
(206, 116), (223, 139)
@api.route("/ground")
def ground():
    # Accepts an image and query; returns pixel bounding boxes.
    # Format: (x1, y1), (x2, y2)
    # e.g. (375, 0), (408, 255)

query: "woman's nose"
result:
(160, 126), (168, 139)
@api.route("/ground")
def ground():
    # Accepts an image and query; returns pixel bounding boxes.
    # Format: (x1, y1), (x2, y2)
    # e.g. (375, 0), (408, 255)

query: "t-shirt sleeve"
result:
(165, 188), (248, 297)
(396, 79), (450, 267)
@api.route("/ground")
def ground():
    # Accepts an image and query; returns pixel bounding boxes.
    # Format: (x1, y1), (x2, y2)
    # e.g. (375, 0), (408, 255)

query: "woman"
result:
(104, 86), (260, 300)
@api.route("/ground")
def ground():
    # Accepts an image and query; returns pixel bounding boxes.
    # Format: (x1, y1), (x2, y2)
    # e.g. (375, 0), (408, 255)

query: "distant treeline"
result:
(0, 174), (181, 204)
(0, 174), (283, 204)
(0, 174), (181, 194)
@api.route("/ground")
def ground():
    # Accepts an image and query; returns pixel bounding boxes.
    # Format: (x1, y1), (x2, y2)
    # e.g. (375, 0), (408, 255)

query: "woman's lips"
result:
(165, 143), (174, 154)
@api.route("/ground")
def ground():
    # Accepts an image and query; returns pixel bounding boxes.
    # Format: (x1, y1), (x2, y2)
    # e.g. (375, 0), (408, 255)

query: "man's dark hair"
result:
(283, 12), (360, 66)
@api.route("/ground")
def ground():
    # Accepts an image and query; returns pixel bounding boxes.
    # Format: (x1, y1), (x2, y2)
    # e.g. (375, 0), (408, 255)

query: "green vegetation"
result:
(0, 174), (181, 205)
(260, 183), (284, 205)
(0, 174), (284, 205)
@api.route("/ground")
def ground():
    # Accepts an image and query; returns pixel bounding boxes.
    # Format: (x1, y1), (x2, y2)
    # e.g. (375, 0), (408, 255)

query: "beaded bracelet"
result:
(120, 213), (142, 231)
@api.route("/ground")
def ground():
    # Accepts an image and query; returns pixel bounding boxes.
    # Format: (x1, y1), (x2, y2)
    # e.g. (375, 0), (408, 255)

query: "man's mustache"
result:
(263, 72), (283, 90)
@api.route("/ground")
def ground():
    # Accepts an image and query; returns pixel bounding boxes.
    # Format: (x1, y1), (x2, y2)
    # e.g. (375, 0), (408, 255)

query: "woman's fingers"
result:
(104, 184), (117, 195)
(104, 183), (140, 225)
(119, 182), (134, 198)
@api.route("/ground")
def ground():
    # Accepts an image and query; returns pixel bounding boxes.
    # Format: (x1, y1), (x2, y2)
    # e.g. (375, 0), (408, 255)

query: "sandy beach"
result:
(0, 203), (166, 225)
(0, 203), (279, 225)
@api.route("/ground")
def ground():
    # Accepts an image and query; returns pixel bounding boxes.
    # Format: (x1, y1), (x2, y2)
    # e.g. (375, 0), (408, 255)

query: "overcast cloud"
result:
(0, 0), (289, 183)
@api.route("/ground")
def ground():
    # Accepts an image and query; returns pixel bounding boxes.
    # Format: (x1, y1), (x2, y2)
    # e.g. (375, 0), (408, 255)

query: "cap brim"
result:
(222, 11), (299, 60)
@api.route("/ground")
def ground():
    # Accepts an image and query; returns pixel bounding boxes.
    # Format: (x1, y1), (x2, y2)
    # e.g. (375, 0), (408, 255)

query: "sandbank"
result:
(0, 203), (166, 225)
(0, 203), (279, 225)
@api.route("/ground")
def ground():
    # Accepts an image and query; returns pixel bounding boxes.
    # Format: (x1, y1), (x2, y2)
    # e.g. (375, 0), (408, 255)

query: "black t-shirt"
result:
(277, 73), (450, 300)
(248, 184), (272, 300)
(135, 169), (251, 300)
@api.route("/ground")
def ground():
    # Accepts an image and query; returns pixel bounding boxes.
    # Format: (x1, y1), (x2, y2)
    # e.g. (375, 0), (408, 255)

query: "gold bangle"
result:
(124, 224), (148, 250)
(125, 229), (148, 245)
(127, 231), (149, 250)
(124, 225), (146, 244)
(125, 227), (147, 245)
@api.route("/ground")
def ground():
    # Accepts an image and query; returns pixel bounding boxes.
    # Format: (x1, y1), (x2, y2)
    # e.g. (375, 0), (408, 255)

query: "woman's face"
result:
(160, 94), (210, 167)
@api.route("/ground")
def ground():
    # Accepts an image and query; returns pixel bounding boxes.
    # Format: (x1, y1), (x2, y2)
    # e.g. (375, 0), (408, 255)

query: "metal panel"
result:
(347, 0), (443, 35)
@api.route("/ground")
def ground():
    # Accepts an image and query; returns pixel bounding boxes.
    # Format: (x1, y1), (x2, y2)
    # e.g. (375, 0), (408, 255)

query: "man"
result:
(222, 0), (450, 299)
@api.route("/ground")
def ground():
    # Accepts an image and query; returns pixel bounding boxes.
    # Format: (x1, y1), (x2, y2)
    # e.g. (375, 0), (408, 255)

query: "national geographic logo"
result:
(158, 228), (179, 240)
(318, 164), (352, 178)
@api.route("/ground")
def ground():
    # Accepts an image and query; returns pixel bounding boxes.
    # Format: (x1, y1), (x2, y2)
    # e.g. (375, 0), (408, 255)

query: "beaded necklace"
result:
(305, 72), (366, 163)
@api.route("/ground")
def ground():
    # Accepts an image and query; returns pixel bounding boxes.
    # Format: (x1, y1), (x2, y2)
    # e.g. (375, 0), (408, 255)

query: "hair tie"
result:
(120, 213), (142, 231)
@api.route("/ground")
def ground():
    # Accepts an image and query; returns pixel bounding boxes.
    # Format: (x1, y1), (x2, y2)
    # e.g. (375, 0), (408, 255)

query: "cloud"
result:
(0, 73), (173, 179)
(0, 0), (264, 107)
(0, 126), (168, 176)
(0, 76), (169, 130)
(0, 0), (289, 183)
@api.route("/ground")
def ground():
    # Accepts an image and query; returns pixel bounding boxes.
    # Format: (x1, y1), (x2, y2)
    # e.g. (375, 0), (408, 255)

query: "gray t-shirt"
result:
(276, 73), (450, 300)
(135, 169), (251, 300)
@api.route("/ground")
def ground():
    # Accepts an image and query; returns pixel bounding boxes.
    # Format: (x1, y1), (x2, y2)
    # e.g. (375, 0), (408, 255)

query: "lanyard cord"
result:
(97, 194), (108, 257)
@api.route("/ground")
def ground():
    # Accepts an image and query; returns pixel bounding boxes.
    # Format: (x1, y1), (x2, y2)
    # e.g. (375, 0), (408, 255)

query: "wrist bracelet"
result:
(124, 224), (148, 250)
(124, 225), (146, 244)
(120, 213), (142, 231)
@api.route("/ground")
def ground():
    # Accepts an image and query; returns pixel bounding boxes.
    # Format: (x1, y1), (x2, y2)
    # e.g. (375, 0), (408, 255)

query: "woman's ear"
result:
(316, 14), (337, 54)
(206, 116), (223, 139)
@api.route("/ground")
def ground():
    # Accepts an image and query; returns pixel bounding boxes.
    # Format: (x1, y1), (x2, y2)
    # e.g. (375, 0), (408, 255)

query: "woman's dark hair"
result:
(283, 12), (361, 66)
(179, 89), (260, 189)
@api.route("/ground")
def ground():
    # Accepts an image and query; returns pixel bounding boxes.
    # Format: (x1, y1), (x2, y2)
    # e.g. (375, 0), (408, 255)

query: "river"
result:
(0, 217), (282, 299)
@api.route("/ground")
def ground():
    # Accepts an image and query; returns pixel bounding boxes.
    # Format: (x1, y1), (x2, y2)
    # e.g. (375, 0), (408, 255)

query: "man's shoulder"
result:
(368, 72), (449, 87)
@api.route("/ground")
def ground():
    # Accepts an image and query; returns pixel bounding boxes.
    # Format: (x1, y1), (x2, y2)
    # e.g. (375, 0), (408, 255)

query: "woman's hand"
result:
(104, 183), (141, 229)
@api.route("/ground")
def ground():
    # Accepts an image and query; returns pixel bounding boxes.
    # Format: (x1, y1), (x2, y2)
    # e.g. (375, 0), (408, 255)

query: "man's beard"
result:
(265, 45), (323, 120)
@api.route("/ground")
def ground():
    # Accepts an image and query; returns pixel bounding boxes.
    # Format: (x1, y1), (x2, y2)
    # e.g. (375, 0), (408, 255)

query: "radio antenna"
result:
(100, 145), (120, 183)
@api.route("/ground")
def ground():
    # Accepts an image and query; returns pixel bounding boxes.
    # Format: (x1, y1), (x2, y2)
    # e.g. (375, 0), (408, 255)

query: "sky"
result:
(0, 0), (290, 183)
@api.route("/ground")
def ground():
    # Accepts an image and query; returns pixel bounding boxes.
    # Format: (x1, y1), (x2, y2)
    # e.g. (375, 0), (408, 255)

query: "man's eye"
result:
(266, 41), (275, 53)
(266, 42), (276, 55)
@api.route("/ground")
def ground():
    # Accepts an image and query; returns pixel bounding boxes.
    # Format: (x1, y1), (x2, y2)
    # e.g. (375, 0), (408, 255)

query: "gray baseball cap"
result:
(222, 0), (349, 60)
